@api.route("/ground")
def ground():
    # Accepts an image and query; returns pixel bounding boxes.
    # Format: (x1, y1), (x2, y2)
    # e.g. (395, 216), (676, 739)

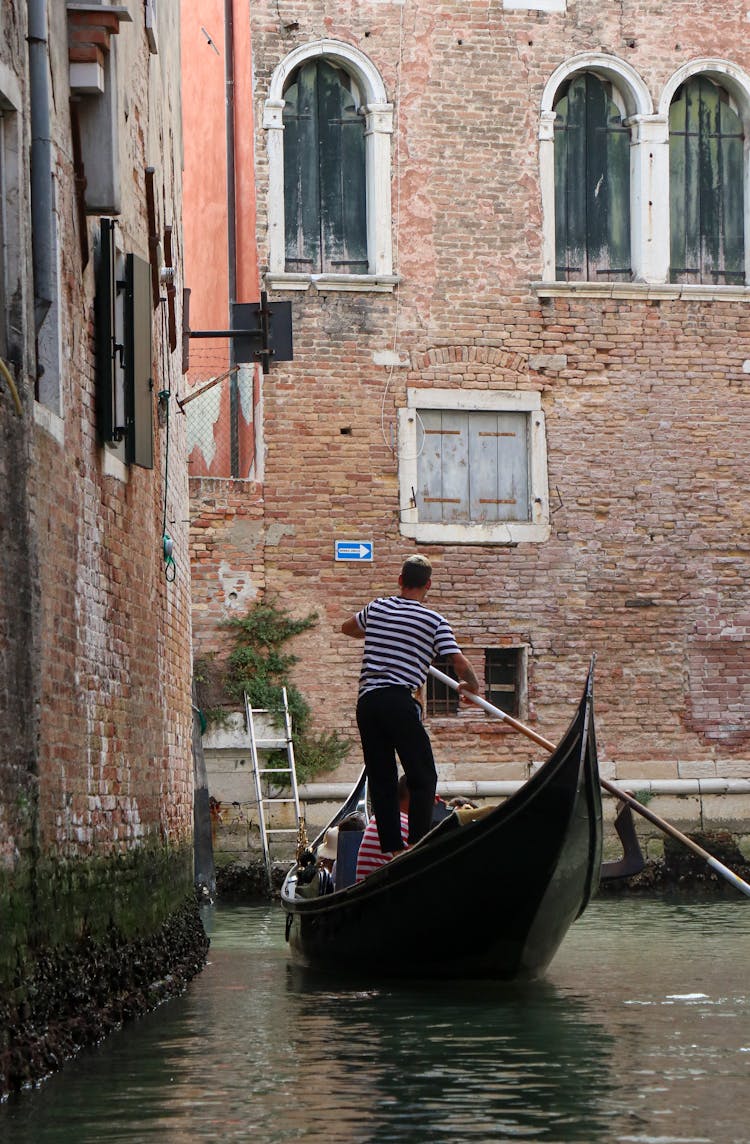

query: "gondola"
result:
(281, 664), (602, 980)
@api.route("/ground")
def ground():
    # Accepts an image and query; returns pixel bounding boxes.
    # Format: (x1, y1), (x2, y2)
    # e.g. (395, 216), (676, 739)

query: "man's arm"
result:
(341, 616), (366, 639)
(448, 651), (480, 697)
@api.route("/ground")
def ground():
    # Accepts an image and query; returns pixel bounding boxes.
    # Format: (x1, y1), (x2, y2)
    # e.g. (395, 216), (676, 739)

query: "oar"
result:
(428, 665), (750, 899)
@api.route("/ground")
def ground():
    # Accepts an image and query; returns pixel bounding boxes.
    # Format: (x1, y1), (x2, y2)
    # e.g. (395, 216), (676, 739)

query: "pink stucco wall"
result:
(180, 0), (258, 342)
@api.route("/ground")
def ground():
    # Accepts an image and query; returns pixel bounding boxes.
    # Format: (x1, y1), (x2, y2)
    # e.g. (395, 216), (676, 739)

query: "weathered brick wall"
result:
(190, 477), (266, 667)
(187, 1), (750, 802)
(0, 4), (40, 971)
(0, 0), (199, 1062)
(28, 1), (194, 861)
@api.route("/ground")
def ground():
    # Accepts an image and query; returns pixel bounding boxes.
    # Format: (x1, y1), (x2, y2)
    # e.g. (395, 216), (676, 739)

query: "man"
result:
(341, 554), (479, 854)
(356, 775), (410, 881)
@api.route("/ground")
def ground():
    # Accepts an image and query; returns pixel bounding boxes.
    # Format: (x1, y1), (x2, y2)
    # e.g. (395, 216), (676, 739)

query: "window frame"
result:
(668, 75), (746, 285)
(538, 54), (750, 298)
(398, 388), (550, 546)
(553, 72), (632, 283)
(425, 656), (459, 718)
(282, 59), (368, 276)
(263, 39), (397, 294)
(485, 647), (528, 720)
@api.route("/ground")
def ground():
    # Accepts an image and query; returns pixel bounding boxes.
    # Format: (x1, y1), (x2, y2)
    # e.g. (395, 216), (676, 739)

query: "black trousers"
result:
(356, 685), (437, 852)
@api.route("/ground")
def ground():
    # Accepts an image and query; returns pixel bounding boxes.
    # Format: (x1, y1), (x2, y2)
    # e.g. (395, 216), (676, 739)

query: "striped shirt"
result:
(355, 812), (409, 881)
(355, 596), (461, 696)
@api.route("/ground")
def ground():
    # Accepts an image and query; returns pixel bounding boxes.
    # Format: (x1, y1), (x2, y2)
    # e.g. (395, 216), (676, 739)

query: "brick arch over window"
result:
(263, 40), (395, 290)
(539, 54), (655, 283)
(660, 60), (750, 287)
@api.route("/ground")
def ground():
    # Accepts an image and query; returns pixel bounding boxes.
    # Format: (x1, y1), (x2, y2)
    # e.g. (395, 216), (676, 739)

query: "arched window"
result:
(669, 76), (745, 284)
(553, 73), (631, 282)
(283, 59), (367, 275)
(264, 40), (395, 291)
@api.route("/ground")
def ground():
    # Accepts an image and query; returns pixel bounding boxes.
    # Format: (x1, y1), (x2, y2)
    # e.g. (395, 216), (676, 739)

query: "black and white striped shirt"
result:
(355, 596), (461, 696)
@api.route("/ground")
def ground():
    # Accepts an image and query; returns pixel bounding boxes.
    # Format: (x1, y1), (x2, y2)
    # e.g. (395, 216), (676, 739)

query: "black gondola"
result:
(281, 665), (603, 980)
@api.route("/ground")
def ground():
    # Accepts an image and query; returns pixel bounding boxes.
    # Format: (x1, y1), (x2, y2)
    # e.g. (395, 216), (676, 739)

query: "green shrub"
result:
(196, 598), (351, 783)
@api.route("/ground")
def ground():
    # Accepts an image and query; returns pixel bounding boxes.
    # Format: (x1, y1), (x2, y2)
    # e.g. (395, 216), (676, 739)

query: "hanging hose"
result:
(0, 358), (23, 416)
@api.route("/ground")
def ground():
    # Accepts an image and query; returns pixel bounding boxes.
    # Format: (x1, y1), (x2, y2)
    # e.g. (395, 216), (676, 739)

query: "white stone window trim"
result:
(659, 58), (750, 289)
(539, 53), (658, 285)
(264, 272), (400, 293)
(504, 0), (565, 10)
(398, 388), (550, 546)
(263, 39), (395, 293)
(533, 281), (750, 303)
(539, 53), (750, 295)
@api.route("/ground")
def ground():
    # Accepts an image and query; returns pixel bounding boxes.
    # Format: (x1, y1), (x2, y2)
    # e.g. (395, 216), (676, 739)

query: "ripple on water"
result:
(0, 896), (748, 1143)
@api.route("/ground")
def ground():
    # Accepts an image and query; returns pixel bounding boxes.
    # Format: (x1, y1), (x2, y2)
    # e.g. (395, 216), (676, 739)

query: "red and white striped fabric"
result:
(355, 811), (409, 882)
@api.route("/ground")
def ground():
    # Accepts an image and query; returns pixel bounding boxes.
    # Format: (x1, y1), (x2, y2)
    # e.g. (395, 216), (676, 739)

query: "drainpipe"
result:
(225, 0), (239, 475)
(27, 0), (54, 330)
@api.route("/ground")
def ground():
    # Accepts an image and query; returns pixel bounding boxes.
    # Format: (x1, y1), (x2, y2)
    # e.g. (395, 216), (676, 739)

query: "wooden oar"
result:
(428, 665), (750, 899)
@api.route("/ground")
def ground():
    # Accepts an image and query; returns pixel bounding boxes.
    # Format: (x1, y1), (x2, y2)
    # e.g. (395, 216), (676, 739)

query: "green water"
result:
(2, 896), (748, 1142)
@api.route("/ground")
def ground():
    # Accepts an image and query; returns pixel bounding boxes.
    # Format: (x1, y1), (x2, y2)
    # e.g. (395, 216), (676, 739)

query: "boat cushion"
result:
(335, 829), (364, 890)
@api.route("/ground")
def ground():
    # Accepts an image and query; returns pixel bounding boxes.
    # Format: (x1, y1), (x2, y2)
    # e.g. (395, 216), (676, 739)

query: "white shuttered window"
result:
(418, 409), (530, 524)
(399, 389), (550, 545)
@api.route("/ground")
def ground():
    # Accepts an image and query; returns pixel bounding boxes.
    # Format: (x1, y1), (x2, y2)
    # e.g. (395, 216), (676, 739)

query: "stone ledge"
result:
(532, 281), (750, 302)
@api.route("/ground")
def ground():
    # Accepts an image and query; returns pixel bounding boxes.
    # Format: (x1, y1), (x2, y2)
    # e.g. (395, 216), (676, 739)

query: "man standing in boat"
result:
(341, 554), (480, 855)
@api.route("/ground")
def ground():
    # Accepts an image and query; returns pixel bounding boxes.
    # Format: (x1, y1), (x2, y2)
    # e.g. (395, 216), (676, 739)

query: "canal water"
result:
(2, 895), (748, 1143)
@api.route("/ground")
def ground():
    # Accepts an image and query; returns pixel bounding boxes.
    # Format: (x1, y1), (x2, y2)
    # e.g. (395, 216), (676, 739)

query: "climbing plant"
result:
(195, 598), (350, 784)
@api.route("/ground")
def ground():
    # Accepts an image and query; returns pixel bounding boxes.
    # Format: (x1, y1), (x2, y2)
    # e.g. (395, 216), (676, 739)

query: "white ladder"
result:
(245, 687), (302, 887)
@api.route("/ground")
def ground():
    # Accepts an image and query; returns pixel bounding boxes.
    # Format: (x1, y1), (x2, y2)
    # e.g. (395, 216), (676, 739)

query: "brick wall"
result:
(187, 1), (750, 800)
(0, 0), (196, 1012)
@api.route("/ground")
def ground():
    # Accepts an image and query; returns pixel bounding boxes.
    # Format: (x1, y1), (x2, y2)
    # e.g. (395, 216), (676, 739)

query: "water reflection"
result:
(281, 967), (614, 1141)
(2, 897), (748, 1144)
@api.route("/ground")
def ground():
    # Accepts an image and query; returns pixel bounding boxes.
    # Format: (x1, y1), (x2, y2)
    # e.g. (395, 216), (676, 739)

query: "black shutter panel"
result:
(125, 253), (154, 469)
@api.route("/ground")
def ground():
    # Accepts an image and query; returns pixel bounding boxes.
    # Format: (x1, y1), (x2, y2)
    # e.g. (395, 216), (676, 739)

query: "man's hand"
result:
(450, 652), (480, 699)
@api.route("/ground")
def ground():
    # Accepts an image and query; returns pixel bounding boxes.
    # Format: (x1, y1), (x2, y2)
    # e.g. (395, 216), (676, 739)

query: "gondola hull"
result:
(281, 667), (602, 980)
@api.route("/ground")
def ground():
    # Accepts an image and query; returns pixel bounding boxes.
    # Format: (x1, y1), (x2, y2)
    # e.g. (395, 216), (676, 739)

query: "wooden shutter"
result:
(417, 410), (530, 524)
(669, 77), (745, 284)
(485, 649), (521, 717)
(125, 253), (154, 469)
(470, 411), (529, 522)
(554, 73), (631, 281)
(283, 61), (366, 274)
(283, 64), (321, 271)
(318, 62), (367, 272)
(95, 217), (118, 443)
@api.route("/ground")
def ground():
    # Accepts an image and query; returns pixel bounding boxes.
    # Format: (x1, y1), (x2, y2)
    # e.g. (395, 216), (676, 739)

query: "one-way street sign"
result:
(335, 540), (373, 562)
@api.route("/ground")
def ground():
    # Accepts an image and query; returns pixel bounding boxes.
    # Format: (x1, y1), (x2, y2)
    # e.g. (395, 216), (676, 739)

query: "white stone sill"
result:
(399, 520), (550, 545)
(34, 401), (64, 444)
(265, 273), (401, 294)
(532, 281), (750, 302)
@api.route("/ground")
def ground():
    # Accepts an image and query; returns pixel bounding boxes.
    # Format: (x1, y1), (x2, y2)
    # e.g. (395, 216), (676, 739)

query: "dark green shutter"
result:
(283, 65), (321, 271)
(670, 77), (745, 284)
(95, 217), (118, 444)
(283, 61), (366, 273)
(125, 254), (154, 469)
(554, 73), (631, 281)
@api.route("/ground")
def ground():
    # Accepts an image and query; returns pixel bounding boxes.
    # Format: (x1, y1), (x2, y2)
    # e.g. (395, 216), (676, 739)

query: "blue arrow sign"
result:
(335, 540), (373, 562)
